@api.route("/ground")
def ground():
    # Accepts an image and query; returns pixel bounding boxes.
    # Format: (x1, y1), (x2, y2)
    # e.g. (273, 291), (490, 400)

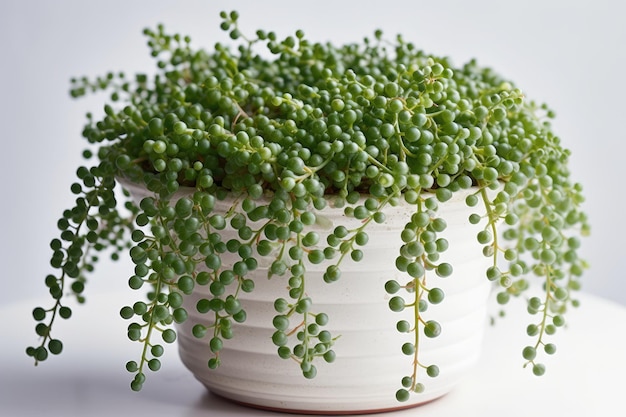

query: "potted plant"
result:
(27, 10), (589, 414)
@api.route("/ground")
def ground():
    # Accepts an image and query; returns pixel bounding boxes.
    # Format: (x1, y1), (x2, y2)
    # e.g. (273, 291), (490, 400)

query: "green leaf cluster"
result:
(28, 10), (589, 401)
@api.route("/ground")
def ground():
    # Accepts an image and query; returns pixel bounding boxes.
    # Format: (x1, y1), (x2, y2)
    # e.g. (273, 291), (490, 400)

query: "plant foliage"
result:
(28, 11), (589, 401)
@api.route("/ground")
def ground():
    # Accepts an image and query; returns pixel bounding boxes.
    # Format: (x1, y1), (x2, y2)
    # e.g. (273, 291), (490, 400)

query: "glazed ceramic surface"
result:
(121, 179), (492, 414)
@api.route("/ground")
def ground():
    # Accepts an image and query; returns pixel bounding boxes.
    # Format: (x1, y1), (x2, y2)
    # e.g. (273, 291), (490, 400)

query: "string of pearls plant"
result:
(27, 10), (589, 402)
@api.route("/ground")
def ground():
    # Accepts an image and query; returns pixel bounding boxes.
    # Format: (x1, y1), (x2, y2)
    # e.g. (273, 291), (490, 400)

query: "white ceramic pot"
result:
(121, 179), (492, 414)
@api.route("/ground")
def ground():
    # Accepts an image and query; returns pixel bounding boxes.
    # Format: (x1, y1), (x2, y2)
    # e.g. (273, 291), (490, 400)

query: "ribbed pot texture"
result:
(121, 179), (492, 414)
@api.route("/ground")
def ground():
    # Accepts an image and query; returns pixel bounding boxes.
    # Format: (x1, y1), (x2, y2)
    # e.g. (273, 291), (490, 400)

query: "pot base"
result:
(207, 386), (446, 415)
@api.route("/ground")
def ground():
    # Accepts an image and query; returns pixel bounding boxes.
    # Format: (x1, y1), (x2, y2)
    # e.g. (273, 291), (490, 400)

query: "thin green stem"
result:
(480, 186), (500, 267)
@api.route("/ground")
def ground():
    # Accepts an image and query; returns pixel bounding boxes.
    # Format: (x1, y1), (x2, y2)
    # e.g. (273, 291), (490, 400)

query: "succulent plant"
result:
(28, 10), (589, 401)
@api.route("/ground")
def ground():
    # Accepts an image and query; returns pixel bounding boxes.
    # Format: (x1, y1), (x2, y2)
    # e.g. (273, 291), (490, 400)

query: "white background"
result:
(1, 0), (624, 308)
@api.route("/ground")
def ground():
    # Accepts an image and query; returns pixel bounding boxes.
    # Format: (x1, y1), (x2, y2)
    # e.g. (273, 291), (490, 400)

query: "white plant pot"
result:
(121, 179), (492, 414)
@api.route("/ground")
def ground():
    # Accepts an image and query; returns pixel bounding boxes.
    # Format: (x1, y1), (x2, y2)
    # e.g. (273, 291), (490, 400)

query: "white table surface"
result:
(2, 289), (624, 417)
